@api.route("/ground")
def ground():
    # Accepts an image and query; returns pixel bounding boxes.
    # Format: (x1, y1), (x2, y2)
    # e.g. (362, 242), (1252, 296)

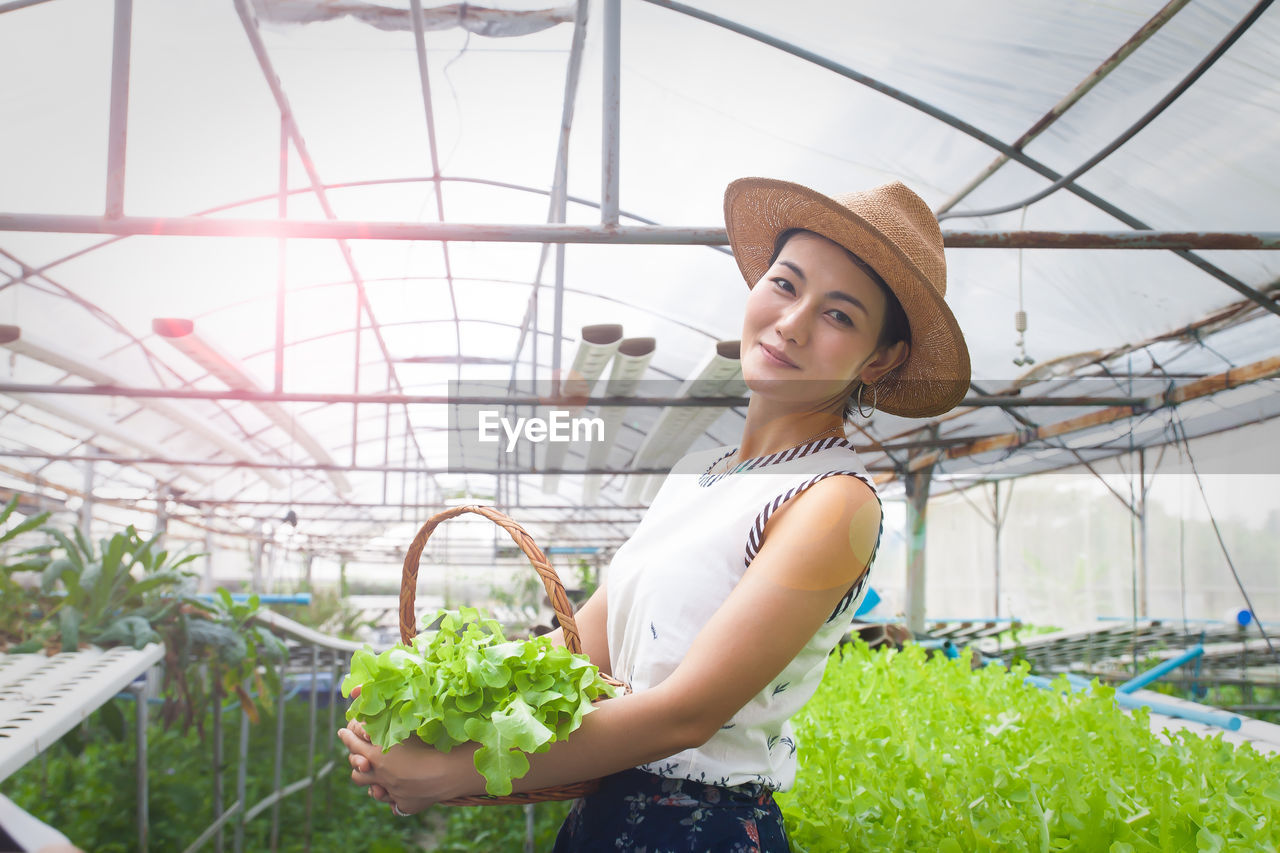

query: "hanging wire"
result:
(1178, 434), (1190, 643)
(936, 0), (1277, 222)
(1012, 206), (1034, 368)
(1168, 405), (1280, 670)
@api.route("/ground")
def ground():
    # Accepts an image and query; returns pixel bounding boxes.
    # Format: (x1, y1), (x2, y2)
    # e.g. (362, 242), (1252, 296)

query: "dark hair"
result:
(768, 228), (911, 419)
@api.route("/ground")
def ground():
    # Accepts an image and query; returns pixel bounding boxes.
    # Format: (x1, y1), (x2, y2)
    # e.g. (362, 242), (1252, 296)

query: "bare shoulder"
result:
(756, 473), (882, 590)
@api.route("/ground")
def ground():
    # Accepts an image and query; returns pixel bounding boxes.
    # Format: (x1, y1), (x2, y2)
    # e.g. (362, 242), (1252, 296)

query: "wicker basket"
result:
(398, 503), (627, 806)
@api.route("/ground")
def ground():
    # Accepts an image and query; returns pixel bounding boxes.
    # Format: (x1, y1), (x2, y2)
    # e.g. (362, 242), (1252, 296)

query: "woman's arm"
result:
(340, 474), (880, 811)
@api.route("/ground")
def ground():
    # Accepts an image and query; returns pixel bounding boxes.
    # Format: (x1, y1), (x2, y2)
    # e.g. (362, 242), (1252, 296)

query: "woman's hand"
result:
(337, 718), (481, 815)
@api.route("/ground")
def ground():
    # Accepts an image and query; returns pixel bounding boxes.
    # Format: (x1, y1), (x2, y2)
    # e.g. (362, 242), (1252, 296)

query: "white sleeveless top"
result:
(605, 435), (881, 791)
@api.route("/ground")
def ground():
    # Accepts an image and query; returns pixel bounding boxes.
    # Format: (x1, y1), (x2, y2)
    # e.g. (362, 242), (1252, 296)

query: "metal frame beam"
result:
(2, 214), (1277, 250)
(105, 0), (132, 219)
(909, 353), (1280, 472)
(0, 382), (1160, 408)
(0, 450), (674, 477)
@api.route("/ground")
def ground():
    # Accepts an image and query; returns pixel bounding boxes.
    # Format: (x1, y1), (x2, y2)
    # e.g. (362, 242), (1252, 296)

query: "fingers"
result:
(337, 727), (377, 768)
(347, 718), (371, 742)
(351, 685), (361, 699)
(339, 727), (381, 787)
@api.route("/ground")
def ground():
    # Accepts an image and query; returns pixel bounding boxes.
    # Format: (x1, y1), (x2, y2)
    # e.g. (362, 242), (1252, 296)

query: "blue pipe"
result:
(915, 638), (961, 659)
(194, 593), (312, 605)
(1024, 674), (1241, 731)
(855, 616), (1020, 624)
(1096, 614), (1273, 626)
(1116, 646), (1204, 694)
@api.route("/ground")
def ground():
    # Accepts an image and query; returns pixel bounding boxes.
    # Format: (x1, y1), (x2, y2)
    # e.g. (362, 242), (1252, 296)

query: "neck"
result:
(735, 399), (845, 461)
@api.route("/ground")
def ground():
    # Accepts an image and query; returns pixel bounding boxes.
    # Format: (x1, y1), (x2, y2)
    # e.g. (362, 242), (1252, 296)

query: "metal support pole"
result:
(326, 660), (340, 816)
(399, 427), (410, 523)
(992, 480), (1001, 619)
(352, 287), (361, 469)
(252, 521), (266, 593)
(233, 704), (250, 853)
(202, 507), (216, 592)
(904, 443), (936, 636)
(270, 676), (286, 851)
(1138, 448), (1149, 619)
(274, 115), (288, 395)
(383, 365), (392, 504)
(304, 646), (319, 852)
(524, 803), (536, 853)
(551, 243), (566, 397)
(601, 0), (621, 225)
(132, 677), (149, 853)
(105, 0), (133, 218)
(212, 677), (224, 853)
(79, 460), (94, 535)
(154, 488), (168, 550)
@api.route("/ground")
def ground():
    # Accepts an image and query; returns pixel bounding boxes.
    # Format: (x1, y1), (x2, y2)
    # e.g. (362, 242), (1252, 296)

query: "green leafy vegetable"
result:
(341, 607), (615, 796)
(777, 641), (1280, 851)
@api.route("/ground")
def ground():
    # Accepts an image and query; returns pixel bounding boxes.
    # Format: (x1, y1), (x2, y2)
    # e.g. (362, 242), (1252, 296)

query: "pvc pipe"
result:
(915, 639), (958, 658)
(1116, 645), (1204, 693)
(627, 340), (743, 505)
(542, 325), (624, 494)
(1024, 674), (1241, 731)
(1096, 615), (1275, 626)
(195, 593), (312, 605)
(582, 337), (655, 505)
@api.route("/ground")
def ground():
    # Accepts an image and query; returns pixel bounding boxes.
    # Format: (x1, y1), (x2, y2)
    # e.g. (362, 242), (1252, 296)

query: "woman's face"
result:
(741, 231), (906, 412)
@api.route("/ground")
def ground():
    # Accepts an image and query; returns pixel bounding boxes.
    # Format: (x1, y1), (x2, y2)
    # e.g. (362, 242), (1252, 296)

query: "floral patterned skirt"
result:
(551, 767), (791, 853)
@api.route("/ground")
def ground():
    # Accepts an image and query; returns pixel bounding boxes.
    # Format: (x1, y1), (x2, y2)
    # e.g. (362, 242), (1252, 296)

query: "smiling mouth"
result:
(759, 343), (799, 368)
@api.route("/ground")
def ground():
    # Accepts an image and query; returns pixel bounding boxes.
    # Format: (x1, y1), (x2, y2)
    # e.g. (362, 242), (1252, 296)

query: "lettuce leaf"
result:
(342, 606), (615, 796)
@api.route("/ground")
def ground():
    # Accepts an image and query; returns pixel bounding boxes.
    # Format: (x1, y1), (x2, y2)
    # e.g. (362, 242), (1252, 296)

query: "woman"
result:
(339, 178), (970, 850)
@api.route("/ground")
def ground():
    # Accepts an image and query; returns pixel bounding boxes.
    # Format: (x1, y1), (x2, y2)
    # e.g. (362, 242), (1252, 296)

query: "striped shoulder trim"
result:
(697, 435), (853, 488)
(744, 468), (883, 569)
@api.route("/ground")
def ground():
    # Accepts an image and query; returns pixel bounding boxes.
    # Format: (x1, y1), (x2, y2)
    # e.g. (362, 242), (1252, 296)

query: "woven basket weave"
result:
(398, 503), (626, 806)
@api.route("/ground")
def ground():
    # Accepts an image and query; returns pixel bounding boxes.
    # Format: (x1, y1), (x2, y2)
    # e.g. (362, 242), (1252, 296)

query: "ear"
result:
(859, 340), (909, 385)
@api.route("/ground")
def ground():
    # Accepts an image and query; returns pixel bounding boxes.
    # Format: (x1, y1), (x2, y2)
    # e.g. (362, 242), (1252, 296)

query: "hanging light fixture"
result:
(541, 324), (625, 494)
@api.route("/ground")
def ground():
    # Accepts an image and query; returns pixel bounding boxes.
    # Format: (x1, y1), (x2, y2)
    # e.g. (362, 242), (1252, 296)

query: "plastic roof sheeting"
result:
(1, 0), (1278, 560)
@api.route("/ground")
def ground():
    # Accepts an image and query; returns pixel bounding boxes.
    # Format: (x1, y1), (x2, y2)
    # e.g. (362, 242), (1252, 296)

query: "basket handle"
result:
(399, 504), (584, 654)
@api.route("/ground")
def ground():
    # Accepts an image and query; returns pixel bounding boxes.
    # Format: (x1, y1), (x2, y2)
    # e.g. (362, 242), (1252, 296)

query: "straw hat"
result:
(724, 177), (971, 419)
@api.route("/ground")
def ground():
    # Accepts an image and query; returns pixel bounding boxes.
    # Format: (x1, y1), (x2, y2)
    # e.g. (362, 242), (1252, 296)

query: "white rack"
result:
(0, 643), (163, 782)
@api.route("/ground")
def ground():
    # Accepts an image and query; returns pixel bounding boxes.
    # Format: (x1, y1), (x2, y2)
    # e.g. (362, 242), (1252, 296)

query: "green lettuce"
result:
(342, 607), (615, 796)
(777, 642), (1280, 851)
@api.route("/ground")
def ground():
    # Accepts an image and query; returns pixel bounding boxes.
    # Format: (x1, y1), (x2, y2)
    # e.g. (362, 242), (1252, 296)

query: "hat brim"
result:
(724, 177), (971, 419)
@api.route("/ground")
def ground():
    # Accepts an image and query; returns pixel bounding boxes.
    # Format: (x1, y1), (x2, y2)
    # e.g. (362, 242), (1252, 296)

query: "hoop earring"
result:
(856, 381), (878, 418)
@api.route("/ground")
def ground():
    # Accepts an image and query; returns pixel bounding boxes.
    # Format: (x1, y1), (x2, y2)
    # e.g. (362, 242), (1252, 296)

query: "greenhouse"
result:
(1, 0), (1278, 850)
